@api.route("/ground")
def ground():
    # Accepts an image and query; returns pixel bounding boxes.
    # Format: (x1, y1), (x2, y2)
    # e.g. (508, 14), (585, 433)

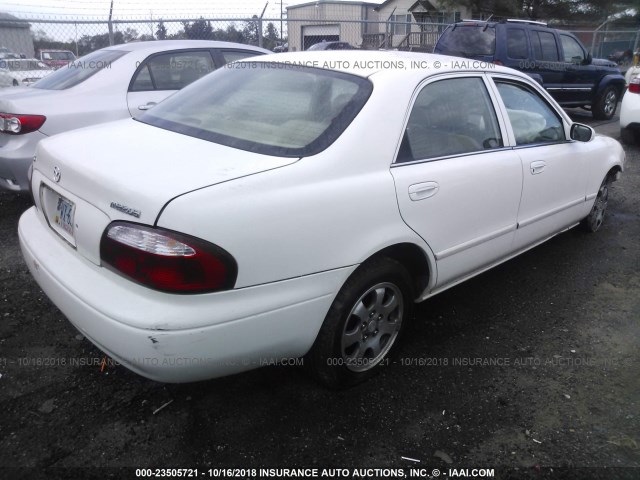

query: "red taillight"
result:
(493, 60), (503, 66)
(629, 78), (640, 94)
(0, 113), (46, 134)
(100, 222), (237, 294)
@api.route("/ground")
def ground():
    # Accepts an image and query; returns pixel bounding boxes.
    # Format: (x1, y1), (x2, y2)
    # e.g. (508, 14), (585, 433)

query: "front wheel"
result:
(582, 176), (611, 232)
(307, 257), (414, 388)
(592, 86), (619, 120)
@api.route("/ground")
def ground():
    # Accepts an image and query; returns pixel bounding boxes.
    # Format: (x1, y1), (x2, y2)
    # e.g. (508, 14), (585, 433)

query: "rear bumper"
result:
(620, 90), (640, 129)
(0, 131), (45, 192)
(19, 207), (353, 382)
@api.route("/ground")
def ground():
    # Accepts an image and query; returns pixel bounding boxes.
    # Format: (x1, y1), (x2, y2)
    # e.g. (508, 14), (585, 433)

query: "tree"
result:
(183, 17), (213, 40)
(263, 22), (279, 50)
(242, 19), (260, 46)
(156, 20), (167, 40)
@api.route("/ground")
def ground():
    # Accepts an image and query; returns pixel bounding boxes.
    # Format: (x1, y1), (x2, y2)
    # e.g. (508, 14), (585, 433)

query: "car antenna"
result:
(483, 15), (493, 31)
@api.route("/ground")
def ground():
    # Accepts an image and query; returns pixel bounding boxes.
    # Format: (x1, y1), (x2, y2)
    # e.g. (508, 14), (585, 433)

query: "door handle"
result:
(530, 161), (546, 175)
(138, 102), (157, 111)
(408, 182), (439, 201)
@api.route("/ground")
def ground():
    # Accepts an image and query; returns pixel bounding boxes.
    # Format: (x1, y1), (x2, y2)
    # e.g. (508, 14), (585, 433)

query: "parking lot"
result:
(0, 111), (638, 479)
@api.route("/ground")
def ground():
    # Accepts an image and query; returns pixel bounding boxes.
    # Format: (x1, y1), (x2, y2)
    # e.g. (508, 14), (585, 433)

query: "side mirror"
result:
(583, 52), (592, 65)
(570, 123), (594, 142)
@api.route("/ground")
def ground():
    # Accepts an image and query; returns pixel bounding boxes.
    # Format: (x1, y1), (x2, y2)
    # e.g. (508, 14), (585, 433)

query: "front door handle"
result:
(138, 102), (157, 111)
(408, 181), (439, 201)
(530, 161), (546, 175)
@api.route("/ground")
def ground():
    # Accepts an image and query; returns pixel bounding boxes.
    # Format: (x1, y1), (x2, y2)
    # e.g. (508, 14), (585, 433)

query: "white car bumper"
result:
(19, 207), (353, 382)
(620, 89), (640, 130)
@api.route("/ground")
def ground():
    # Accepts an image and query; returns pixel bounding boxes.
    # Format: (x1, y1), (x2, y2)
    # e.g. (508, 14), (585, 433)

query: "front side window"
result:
(397, 77), (503, 163)
(560, 35), (585, 63)
(495, 81), (565, 145)
(131, 50), (215, 91)
(138, 63), (372, 157)
(32, 49), (127, 90)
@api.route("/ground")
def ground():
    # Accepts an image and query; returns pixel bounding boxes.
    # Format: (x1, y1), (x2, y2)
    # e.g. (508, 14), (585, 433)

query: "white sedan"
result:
(620, 75), (640, 144)
(19, 51), (625, 388)
(0, 58), (53, 87)
(0, 40), (270, 192)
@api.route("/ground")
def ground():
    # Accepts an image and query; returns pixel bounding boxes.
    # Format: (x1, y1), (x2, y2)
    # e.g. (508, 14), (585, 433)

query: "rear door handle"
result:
(408, 181), (439, 201)
(138, 102), (157, 111)
(530, 161), (546, 175)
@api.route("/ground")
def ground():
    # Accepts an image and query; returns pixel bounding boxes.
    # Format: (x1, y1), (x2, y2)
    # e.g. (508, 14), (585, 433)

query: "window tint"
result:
(397, 77), (503, 163)
(435, 25), (496, 56)
(221, 50), (263, 64)
(560, 35), (584, 63)
(132, 51), (215, 91)
(138, 63), (372, 157)
(507, 29), (528, 59)
(32, 49), (127, 90)
(532, 31), (559, 61)
(496, 81), (565, 145)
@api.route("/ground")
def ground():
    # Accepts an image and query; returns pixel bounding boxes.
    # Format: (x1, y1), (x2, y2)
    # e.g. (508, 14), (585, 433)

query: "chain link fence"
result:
(0, 11), (638, 68)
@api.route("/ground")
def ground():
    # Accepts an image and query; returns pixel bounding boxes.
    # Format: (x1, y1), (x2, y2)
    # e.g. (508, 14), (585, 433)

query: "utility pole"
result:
(108, 0), (114, 46)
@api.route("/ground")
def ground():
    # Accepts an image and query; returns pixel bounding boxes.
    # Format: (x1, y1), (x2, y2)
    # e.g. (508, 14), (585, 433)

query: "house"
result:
(0, 13), (35, 58)
(286, 1), (380, 51)
(370, 0), (471, 49)
(285, 0), (469, 51)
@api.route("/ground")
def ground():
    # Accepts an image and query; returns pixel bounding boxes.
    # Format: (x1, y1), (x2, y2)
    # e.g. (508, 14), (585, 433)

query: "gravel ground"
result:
(0, 113), (638, 480)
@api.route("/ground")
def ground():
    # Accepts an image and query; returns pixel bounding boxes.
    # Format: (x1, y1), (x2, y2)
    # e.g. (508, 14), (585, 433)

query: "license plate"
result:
(54, 195), (75, 236)
(40, 184), (76, 244)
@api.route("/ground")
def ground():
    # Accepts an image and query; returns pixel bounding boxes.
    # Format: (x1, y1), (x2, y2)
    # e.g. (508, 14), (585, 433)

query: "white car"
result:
(621, 75), (640, 144)
(19, 51), (625, 387)
(0, 58), (53, 87)
(0, 40), (270, 192)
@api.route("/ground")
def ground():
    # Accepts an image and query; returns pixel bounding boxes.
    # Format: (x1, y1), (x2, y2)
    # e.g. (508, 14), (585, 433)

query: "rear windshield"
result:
(32, 49), (128, 90)
(137, 62), (373, 157)
(435, 25), (496, 56)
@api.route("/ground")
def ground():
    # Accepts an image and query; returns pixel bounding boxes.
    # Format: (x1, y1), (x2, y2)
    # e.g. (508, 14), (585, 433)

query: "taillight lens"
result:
(0, 113), (46, 134)
(629, 78), (640, 94)
(100, 222), (237, 294)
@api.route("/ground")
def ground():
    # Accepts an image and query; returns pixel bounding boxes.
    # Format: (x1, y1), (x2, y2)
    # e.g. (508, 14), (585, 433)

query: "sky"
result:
(1, 0), (385, 20)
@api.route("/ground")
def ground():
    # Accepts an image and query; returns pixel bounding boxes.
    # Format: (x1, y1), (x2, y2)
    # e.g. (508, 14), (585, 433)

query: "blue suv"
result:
(434, 19), (626, 120)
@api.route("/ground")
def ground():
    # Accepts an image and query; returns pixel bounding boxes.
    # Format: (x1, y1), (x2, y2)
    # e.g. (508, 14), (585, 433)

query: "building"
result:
(0, 13), (34, 58)
(286, 0), (470, 51)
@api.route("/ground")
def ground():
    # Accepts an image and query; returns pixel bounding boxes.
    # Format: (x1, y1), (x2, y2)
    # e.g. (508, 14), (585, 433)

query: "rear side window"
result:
(32, 49), (127, 90)
(131, 51), (215, 91)
(507, 29), (528, 59)
(532, 31), (559, 61)
(435, 25), (496, 56)
(138, 63), (373, 157)
(220, 50), (263, 65)
(397, 77), (503, 163)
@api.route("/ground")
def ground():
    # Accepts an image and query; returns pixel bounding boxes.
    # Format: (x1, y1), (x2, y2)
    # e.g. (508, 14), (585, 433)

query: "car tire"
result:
(582, 175), (611, 233)
(592, 86), (619, 120)
(306, 257), (414, 389)
(620, 126), (638, 145)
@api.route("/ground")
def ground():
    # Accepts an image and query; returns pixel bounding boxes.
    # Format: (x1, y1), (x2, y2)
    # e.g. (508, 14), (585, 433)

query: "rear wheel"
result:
(592, 86), (619, 120)
(582, 176), (611, 233)
(307, 257), (414, 388)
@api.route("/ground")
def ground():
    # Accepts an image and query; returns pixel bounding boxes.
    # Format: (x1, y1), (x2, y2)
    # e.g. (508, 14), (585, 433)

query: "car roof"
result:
(242, 50), (523, 79)
(103, 40), (271, 54)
